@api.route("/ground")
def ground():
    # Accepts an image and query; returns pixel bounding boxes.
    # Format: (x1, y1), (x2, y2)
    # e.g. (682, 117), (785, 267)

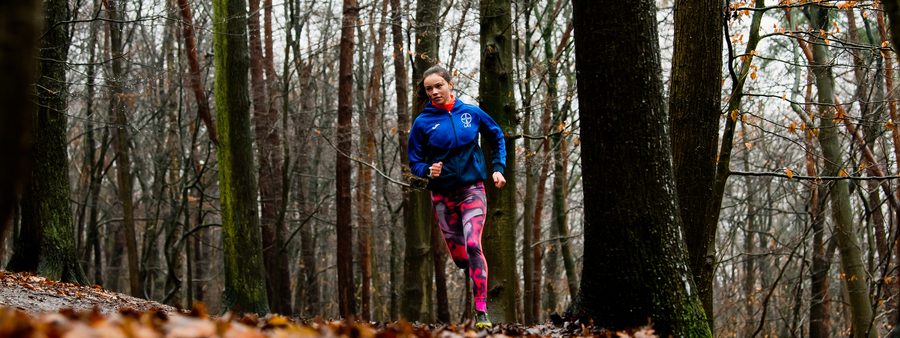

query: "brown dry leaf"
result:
(164, 315), (216, 338)
(223, 322), (266, 338)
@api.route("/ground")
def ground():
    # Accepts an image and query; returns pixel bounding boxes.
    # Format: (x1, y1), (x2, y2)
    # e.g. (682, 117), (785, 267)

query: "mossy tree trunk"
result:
(480, 0), (520, 323)
(571, 0), (710, 336)
(7, 0), (87, 285)
(212, 0), (270, 315)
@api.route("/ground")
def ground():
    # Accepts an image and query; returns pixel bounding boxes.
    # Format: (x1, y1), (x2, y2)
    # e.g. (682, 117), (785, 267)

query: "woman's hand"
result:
(492, 171), (506, 188)
(429, 162), (443, 178)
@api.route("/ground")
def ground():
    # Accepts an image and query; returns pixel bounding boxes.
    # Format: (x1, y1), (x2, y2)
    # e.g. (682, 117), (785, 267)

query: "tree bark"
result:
(668, 0), (722, 325)
(6, 0), (87, 285)
(402, 0), (438, 322)
(571, 0), (710, 335)
(212, 0), (270, 314)
(0, 0), (38, 232)
(248, 0), (290, 315)
(480, 0), (521, 323)
(336, 0), (359, 319)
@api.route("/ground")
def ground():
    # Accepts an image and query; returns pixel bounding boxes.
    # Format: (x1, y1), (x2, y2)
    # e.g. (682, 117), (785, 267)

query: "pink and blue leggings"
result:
(431, 182), (489, 313)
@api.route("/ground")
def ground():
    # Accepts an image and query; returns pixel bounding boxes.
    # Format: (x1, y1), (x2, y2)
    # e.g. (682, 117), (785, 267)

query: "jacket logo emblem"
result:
(461, 113), (473, 128)
(431, 123), (440, 130)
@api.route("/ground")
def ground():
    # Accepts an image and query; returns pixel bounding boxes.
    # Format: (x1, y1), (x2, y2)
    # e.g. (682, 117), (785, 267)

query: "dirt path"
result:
(0, 271), (177, 315)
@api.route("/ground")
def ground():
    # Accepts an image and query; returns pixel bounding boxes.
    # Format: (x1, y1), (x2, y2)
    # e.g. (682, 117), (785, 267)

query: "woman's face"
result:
(424, 73), (453, 106)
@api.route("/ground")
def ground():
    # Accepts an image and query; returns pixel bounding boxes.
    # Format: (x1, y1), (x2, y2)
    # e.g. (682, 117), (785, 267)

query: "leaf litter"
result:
(0, 272), (656, 337)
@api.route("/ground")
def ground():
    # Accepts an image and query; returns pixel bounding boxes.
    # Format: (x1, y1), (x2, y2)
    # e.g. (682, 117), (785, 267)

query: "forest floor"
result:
(0, 271), (654, 337)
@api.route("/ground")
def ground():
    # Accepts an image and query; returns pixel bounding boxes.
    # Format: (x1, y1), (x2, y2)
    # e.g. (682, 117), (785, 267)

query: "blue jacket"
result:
(408, 98), (506, 192)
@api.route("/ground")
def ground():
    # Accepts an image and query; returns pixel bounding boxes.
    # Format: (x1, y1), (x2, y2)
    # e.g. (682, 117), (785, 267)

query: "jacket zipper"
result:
(448, 109), (459, 147)
(448, 109), (460, 177)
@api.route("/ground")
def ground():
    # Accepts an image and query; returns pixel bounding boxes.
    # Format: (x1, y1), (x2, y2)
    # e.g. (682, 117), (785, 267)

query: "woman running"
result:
(408, 65), (507, 329)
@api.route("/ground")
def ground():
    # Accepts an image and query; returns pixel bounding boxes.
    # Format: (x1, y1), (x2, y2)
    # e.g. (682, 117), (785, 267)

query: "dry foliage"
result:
(0, 272), (657, 337)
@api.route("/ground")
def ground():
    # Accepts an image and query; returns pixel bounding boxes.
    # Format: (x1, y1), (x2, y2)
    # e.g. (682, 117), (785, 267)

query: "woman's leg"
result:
(459, 182), (488, 312)
(432, 191), (468, 269)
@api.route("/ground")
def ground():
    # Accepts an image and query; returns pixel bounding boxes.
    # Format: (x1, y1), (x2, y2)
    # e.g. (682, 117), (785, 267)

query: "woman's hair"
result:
(423, 65), (452, 84)
(417, 65), (453, 108)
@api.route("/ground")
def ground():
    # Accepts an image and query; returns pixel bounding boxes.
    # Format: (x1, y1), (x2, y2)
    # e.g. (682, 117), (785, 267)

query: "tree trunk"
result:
(389, 0), (409, 322)
(534, 68), (552, 320)
(248, 0), (290, 315)
(7, 0), (87, 285)
(212, 0), (270, 314)
(88, 130), (109, 286)
(520, 0), (537, 319)
(0, 0), (38, 232)
(543, 212), (559, 314)
(668, 0), (722, 325)
(480, 0), (520, 323)
(550, 132), (576, 302)
(432, 222), (450, 322)
(176, 0), (216, 144)
(105, 0), (142, 298)
(293, 58), (319, 317)
(544, 12), (577, 303)
(571, 0), (710, 335)
(79, 5), (104, 285)
(336, 0), (359, 319)
(402, 0), (438, 322)
(262, 0), (292, 315)
(356, 0), (388, 321)
(807, 6), (875, 338)
(876, 0), (900, 327)
(74, 2), (102, 257)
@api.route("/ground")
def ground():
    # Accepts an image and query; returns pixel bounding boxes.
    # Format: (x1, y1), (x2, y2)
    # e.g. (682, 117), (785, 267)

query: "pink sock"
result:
(475, 301), (487, 312)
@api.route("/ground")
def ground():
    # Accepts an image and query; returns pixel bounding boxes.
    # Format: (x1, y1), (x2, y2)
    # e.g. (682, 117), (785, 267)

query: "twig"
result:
(318, 132), (416, 189)
(730, 170), (900, 181)
(531, 233), (582, 248)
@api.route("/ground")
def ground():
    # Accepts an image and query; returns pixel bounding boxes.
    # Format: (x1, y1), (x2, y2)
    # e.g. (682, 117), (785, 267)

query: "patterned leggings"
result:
(432, 182), (488, 312)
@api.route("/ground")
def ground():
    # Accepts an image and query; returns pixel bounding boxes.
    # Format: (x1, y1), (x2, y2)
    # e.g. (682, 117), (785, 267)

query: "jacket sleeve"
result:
(408, 120), (430, 178)
(477, 107), (507, 174)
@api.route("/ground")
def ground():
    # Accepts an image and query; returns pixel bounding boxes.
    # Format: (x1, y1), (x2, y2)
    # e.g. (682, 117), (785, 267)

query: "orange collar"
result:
(433, 96), (456, 112)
